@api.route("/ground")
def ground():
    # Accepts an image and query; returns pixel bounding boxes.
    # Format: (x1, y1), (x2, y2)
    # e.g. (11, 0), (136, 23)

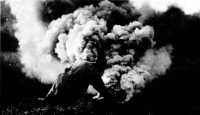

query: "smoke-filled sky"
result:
(1, 0), (200, 14)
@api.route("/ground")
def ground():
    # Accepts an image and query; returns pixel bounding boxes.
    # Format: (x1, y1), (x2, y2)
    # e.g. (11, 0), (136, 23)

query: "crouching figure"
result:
(42, 61), (113, 104)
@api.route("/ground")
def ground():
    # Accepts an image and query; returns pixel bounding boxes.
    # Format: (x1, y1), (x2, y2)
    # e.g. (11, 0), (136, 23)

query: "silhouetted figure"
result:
(43, 61), (112, 104)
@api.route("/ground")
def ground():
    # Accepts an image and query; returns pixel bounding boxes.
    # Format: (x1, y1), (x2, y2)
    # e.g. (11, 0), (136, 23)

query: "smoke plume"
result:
(6, 0), (174, 102)
(6, 0), (68, 83)
(101, 21), (172, 102)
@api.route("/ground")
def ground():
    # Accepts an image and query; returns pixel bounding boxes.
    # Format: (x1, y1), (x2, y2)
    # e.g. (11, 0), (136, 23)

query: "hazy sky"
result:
(131, 0), (200, 14)
(2, 0), (200, 14)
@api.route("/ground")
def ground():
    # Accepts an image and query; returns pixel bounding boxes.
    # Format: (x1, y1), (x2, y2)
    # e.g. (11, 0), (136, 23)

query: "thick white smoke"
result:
(7, 0), (68, 83)
(131, 0), (200, 14)
(53, 7), (106, 64)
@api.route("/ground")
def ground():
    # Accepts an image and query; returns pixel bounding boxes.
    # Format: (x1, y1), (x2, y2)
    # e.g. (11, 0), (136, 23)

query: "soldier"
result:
(42, 61), (113, 104)
(41, 39), (114, 104)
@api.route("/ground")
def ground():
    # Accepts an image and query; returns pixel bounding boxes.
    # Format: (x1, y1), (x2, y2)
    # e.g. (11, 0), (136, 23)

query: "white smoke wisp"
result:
(7, 0), (68, 83)
(130, 0), (200, 14)
(138, 45), (173, 76)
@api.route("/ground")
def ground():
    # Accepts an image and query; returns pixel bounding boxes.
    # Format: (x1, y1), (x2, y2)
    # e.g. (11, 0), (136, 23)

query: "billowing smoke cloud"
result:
(101, 22), (172, 102)
(52, 7), (106, 64)
(5, 0), (137, 84)
(6, 0), (173, 102)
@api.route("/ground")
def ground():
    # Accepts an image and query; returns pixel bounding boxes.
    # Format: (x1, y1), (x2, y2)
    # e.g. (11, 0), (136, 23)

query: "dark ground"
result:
(1, 59), (200, 115)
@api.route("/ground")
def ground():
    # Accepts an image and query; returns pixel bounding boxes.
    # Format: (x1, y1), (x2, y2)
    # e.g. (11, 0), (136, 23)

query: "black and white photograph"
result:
(1, 0), (200, 114)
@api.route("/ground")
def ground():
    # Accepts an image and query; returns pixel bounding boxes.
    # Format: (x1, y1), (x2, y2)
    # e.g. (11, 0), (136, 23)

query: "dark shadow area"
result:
(0, 53), (50, 103)
(139, 6), (200, 115)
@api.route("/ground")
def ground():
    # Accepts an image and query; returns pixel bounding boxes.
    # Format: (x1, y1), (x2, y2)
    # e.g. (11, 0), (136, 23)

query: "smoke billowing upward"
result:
(4, 0), (172, 102)
(3, 0), (200, 104)
(6, 0), (68, 83)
